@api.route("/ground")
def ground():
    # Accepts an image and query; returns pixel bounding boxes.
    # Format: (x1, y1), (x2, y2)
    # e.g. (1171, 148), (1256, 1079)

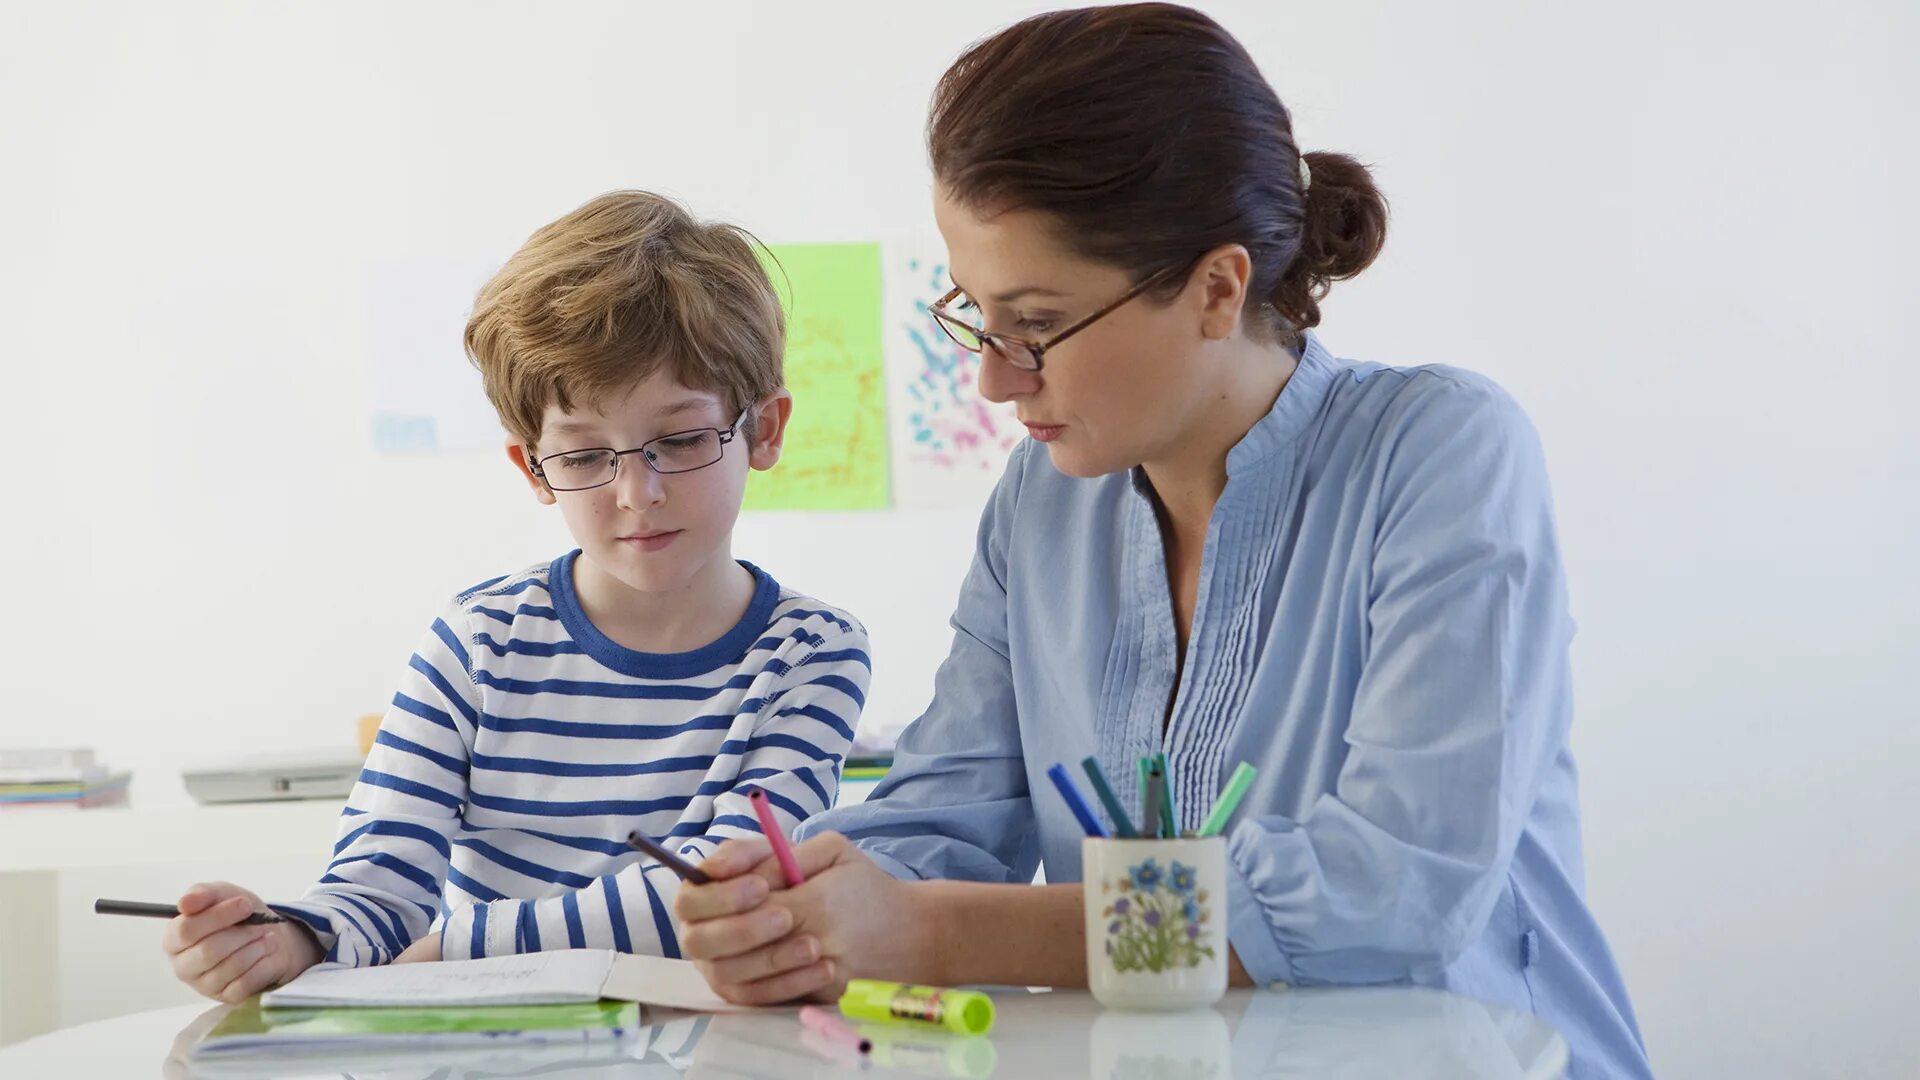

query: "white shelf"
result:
(0, 799), (347, 875)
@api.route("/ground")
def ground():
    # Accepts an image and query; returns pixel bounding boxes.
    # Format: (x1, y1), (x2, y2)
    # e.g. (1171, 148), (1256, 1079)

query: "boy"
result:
(162, 191), (868, 1001)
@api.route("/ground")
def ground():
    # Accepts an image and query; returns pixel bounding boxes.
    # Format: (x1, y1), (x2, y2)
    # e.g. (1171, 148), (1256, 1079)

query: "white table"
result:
(0, 778), (887, 1043)
(0, 985), (1568, 1078)
(0, 797), (347, 1043)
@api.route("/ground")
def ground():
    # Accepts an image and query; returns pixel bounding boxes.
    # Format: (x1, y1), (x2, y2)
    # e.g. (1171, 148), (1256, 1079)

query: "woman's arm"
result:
(1225, 377), (1574, 985)
(920, 880), (1252, 987)
(787, 443), (1042, 885)
(675, 833), (1253, 1002)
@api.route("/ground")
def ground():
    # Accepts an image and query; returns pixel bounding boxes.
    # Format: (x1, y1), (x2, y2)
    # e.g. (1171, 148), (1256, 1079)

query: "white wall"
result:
(1, 1), (1913, 1075)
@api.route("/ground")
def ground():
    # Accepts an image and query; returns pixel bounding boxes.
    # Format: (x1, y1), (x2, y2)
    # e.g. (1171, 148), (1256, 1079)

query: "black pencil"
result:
(626, 831), (712, 884)
(94, 899), (284, 925)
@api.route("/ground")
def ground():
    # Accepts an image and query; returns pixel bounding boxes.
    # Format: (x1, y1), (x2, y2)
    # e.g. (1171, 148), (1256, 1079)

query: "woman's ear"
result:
(506, 440), (558, 505)
(746, 390), (794, 472)
(1194, 242), (1254, 340)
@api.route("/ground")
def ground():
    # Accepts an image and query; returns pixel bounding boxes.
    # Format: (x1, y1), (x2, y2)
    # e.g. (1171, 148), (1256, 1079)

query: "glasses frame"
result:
(529, 407), (751, 492)
(927, 261), (1191, 372)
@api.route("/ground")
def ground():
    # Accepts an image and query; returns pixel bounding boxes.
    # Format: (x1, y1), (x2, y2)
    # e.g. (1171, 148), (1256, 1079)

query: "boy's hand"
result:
(392, 935), (442, 963)
(674, 832), (930, 1006)
(162, 882), (323, 1003)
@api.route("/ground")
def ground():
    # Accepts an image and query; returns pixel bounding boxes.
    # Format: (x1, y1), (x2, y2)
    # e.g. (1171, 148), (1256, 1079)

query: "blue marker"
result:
(1046, 763), (1110, 838)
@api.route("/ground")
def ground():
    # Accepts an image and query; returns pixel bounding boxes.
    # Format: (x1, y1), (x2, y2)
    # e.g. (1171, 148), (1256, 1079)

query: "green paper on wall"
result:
(747, 243), (890, 510)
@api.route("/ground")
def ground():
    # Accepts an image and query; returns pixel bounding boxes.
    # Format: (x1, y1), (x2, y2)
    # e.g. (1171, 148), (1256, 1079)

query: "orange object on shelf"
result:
(356, 714), (382, 758)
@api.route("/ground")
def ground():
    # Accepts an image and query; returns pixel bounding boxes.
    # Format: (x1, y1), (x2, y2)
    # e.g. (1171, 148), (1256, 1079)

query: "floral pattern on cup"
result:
(1100, 857), (1215, 973)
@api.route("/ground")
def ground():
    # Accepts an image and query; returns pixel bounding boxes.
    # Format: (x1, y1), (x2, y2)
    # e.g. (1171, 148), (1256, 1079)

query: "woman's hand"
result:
(162, 882), (324, 1003)
(674, 832), (938, 1005)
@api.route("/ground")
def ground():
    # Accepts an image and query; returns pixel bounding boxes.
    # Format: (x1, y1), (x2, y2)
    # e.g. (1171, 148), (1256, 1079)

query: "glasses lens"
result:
(645, 429), (725, 474)
(542, 449), (617, 490)
(932, 308), (984, 352)
(991, 339), (1043, 371)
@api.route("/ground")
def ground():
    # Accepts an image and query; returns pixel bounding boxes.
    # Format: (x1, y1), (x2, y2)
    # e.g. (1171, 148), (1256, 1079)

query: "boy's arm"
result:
(438, 626), (870, 960)
(269, 606), (477, 966)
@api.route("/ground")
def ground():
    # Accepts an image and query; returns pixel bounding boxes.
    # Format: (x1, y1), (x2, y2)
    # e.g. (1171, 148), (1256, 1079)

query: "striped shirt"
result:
(272, 551), (870, 966)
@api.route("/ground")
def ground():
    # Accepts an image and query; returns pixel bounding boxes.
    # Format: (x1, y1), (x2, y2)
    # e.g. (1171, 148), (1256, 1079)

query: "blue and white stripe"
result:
(272, 551), (869, 966)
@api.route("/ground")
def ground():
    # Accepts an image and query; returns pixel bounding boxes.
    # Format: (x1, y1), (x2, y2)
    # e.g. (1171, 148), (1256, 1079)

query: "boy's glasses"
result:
(927, 261), (1190, 373)
(530, 408), (750, 491)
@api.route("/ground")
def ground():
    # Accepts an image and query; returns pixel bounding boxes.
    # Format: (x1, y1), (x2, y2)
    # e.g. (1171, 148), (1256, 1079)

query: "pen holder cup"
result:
(1082, 836), (1228, 1011)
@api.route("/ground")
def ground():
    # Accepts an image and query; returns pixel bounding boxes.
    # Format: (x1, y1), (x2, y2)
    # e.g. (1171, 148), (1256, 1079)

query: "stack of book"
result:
(188, 950), (732, 1071)
(0, 747), (130, 809)
(845, 729), (897, 781)
(190, 999), (645, 1072)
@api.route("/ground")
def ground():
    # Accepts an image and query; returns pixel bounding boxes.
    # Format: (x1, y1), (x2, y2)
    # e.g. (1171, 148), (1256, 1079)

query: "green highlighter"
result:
(839, 979), (995, 1036)
(1197, 761), (1258, 837)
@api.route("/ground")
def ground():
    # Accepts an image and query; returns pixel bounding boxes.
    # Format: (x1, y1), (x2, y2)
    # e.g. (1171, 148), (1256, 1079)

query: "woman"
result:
(673, 5), (1650, 1077)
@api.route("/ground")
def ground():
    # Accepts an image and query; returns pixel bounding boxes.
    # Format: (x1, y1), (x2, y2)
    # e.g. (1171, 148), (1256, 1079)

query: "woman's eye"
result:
(1018, 318), (1056, 334)
(956, 297), (979, 313)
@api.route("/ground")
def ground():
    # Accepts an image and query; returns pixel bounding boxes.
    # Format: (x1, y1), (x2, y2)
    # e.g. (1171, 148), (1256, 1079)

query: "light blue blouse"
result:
(799, 334), (1652, 1079)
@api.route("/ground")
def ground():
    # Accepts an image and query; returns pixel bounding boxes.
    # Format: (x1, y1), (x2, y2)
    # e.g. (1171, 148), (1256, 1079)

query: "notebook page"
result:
(600, 952), (754, 1013)
(263, 950), (616, 1008)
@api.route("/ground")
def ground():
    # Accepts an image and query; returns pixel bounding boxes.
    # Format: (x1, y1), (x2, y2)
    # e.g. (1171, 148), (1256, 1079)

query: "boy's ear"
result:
(746, 390), (794, 472)
(506, 440), (558, 505)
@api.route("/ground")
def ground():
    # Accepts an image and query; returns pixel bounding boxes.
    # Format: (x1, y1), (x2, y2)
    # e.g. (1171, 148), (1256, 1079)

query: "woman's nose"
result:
(977, 343), (1041, 404)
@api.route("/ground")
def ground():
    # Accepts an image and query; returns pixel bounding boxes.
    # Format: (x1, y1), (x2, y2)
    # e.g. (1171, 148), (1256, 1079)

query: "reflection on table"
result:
(0, 983), (1567, 1079)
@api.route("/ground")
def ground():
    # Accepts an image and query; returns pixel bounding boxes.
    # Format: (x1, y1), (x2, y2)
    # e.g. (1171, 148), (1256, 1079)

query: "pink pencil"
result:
(748, 788), (806, 887)
(799, 1004), (871, 1054)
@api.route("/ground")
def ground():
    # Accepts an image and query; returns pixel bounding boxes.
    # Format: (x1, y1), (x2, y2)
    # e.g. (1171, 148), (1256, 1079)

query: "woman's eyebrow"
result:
(949, 274), (1068, 305)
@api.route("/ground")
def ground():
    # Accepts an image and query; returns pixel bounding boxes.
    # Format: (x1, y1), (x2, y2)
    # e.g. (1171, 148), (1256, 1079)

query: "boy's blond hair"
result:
(465, 190), (785, 452)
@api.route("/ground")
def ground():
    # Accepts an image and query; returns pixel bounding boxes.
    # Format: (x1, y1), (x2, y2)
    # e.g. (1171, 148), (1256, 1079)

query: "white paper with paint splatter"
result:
(367, 259), (504, 454)
(883, 243), (1024, 511)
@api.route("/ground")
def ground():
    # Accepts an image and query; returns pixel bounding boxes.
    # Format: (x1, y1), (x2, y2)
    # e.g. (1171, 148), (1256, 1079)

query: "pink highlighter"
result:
(748, 787), (806, 887)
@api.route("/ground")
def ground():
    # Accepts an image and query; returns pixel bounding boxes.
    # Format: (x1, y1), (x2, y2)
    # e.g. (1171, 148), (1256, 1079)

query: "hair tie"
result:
(1298, 154), (1311, 192)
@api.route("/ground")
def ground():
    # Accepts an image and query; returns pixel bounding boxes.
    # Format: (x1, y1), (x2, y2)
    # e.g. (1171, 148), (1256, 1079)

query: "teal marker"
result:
(1081, 756), (1136, 838)
(1137, 757), (1154, 838)
(1154, 753), (1177, 838)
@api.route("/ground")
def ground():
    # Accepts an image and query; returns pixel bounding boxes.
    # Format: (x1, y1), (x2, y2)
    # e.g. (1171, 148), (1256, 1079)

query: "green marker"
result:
(1081, 756), (1136, 838)
(1197, 762), (1258, 837)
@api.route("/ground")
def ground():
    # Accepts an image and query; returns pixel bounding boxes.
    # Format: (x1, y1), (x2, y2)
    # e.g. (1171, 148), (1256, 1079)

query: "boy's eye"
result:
(558, 451), (610, 470)
(656, 434), (707, 450)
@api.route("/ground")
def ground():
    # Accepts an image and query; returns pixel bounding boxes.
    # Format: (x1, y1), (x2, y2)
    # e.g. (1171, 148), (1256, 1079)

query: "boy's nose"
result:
(613, 458), (666, 511)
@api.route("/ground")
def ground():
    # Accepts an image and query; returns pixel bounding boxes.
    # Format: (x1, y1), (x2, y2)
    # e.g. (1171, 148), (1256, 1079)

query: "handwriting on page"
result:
(265, 950), (614, 1007)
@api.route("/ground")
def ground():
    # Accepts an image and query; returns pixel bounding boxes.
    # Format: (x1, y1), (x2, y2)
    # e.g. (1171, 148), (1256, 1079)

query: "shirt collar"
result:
(1223, 330), (1339, 479)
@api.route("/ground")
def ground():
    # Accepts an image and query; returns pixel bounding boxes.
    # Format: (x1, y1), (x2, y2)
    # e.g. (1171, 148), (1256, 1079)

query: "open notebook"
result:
(191, 1000), (647, 1064)
(261, 949), (753, 1013)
